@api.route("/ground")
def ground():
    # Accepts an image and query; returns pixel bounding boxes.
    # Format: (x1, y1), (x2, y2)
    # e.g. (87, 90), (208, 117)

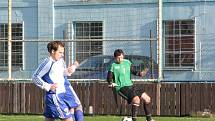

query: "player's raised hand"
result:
(67, 61), (79, 76)
(73, 61), (79, 68)
(139, 68), (149, 77)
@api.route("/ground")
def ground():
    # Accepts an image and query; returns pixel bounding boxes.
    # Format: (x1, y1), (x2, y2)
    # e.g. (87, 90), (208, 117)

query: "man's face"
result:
(51, 45), (64, 61)
(115, 54), (124, 64)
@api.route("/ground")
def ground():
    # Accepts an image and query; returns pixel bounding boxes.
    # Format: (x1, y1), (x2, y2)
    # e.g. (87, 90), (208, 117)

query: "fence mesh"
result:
(1, 0), (215, 81)
(0, 0), (159, 81)
(0, 39), (158, 81)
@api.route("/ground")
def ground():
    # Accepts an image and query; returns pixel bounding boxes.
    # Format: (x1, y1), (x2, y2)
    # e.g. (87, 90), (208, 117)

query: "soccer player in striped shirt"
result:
(32, 41), (83, 121)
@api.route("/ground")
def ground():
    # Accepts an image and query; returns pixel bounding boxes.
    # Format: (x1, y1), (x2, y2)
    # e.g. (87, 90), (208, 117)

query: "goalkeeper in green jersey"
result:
(107, 49), (154, 121)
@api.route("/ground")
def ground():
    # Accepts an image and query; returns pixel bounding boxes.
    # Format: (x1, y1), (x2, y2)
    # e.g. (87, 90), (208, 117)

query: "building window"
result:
(74, 21), (103, 62)
(0, 23), (23, 70)
(164, 20), (195, 69)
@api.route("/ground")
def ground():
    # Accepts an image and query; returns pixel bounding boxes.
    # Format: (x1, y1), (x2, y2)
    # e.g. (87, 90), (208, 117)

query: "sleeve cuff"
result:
(43, 83), (51, 91)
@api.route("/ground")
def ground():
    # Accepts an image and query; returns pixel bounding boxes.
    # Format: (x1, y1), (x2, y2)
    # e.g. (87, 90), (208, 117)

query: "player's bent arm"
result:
(107, 71), (119, 87)
(32, 59), (52, 91)
(130, 65), (149, 77)
(130, 65), (140, 76)
(107, 71), (113, 85)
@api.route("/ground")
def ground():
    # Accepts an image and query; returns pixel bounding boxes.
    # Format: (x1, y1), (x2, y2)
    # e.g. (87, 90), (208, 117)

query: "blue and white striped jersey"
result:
(32, 57), (71, 94)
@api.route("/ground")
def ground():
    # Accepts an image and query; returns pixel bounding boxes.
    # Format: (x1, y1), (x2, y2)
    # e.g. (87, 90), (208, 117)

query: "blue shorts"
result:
(44, 86), (81, 119)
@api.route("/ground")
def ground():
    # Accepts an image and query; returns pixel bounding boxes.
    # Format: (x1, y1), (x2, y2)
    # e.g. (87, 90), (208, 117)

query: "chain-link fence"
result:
(1, 0), (215, 82)
(0, 0), (160, 81)
(0, 39), (158, 81)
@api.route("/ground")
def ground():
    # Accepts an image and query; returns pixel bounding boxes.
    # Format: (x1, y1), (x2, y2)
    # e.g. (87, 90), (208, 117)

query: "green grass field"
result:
(0, 115), (215, 121)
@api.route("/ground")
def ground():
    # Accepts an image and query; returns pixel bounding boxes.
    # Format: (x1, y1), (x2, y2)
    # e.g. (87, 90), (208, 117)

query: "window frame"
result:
(74, 21), (103, 62)
(0, 22), (24, 71)
(163, 19), (196, 70)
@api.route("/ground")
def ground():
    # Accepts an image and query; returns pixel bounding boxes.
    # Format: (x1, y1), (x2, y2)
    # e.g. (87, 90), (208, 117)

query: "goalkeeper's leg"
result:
(141, 92), (154, 121)
(131, 96), (140, 121)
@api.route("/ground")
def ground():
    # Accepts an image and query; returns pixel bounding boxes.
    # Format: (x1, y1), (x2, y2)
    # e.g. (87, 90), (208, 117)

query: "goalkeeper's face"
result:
(51, 45), (64, 61)
(115, 54), (124, 64)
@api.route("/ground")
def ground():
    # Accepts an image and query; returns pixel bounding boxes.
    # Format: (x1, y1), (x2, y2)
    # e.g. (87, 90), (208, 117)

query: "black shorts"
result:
(118, 85), (145, 104)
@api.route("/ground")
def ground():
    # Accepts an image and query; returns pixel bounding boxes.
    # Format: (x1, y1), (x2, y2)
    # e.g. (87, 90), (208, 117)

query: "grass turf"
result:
(0, 115), (215, 121)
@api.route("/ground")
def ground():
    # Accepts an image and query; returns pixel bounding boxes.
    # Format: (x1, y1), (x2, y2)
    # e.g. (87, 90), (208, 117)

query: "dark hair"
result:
(47, 41), (65, 53)
(114, 49), (124, 57)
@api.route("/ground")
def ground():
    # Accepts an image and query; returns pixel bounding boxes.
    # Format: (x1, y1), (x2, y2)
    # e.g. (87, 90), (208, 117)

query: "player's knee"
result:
(76, 105), (83, 111)
(132, 96), (140, 104)
(141, 93), (151, 103)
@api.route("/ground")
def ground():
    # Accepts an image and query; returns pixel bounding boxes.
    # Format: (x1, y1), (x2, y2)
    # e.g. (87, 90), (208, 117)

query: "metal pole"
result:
(8, 0), (12, 80)
(71, 21), (75, 63)
(158, 0), (163, 80)
(8, 0), (18, 114)
(156, 0), (163, 116)
(150, 30), (154, 79)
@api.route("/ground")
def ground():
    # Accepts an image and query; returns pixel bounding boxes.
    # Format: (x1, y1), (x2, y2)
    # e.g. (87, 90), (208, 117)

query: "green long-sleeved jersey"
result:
(108, 59), (133, 92)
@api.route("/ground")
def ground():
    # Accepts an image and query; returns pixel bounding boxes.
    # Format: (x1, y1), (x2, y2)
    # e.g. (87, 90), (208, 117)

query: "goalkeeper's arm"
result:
(107, 71), (118, 87)
(130, 64), (149, 77)
(130, 64), (140, 76)
(107, 71), (113, 85)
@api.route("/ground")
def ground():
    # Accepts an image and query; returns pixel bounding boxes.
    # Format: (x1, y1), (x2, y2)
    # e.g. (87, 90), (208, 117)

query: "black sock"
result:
(144, 103), (152, 121)
(146, 115), (152, 121)
(132, 104), (139, 121)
